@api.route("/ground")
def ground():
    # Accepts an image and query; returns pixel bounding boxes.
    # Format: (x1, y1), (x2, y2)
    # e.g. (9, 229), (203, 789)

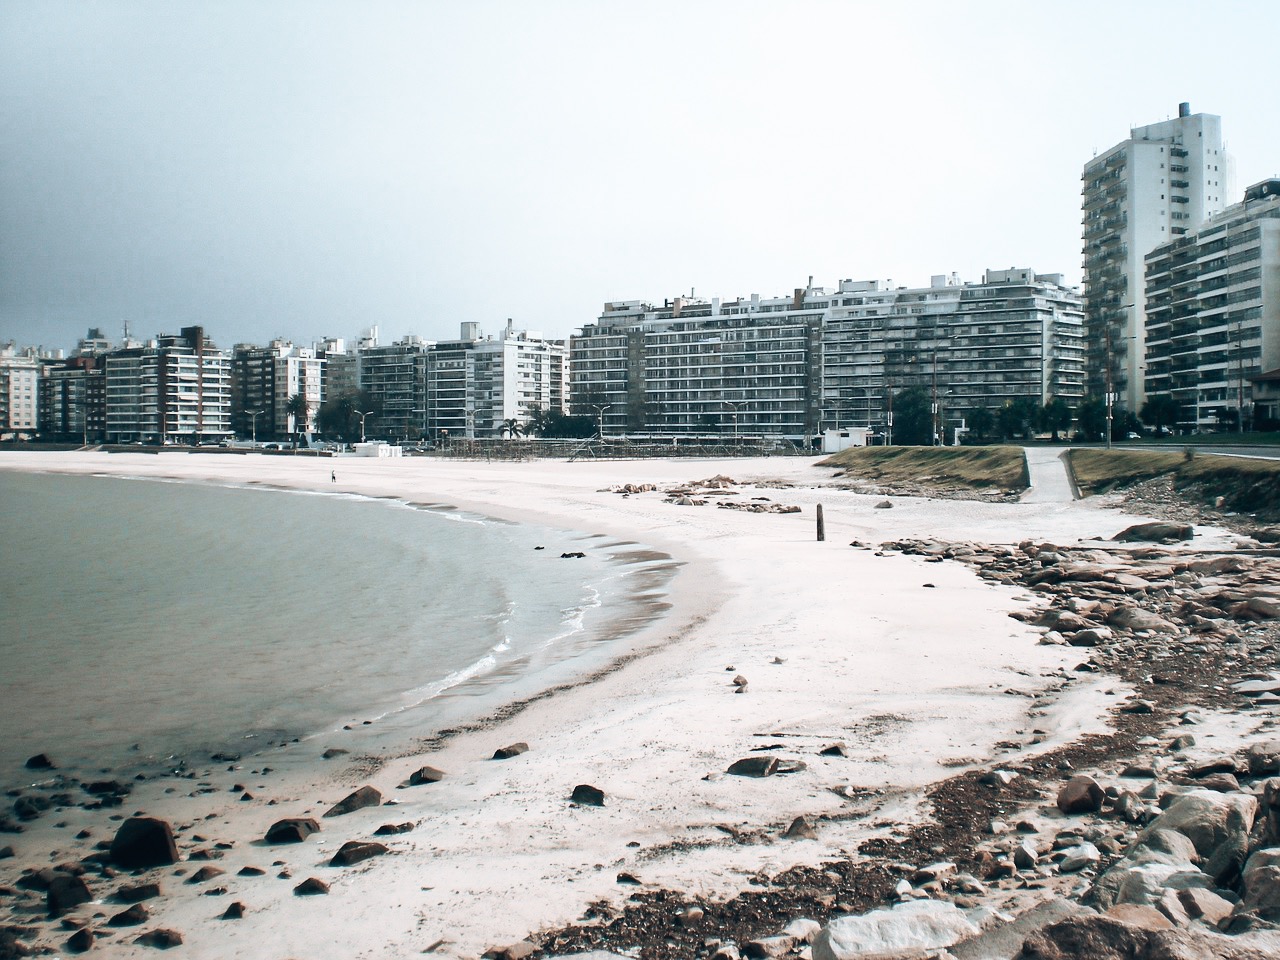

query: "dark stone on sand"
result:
(374, 822), (415, 836)
(109, 902), (149, 926)
(109, 817), (178, 869)
(560, 552), (586, 559)
(324, 785), (381, 818)
(408, 766), (445, 786)
(727, 756), (779, 778)
(570, 784), (605, 806)
(783, 816), (818, 839)
(1111, 522), (1194, 544)
(236, 866), (266, 876)
(209, 752), (239, 763)
(17, 867), (60, 891)
(13, 795), (51, 821)
(820, 742), (848, 757)
(84, 780), (130, 797)
(186, 866), (225, 884)
(492, 743), (529, 760)
(322, 748), (349, 760)
(24, 754), (54, 770)
(265, 818), (320, 844)
(47, 873), (93, 916)
(293, 877), (329, 896)
(134, 928), (183, 949)
(1056, 775), (1105, 815)
(66, 927), (93, 953)
(115, 881), (162, 903)
(222, 901), (246, 919)
(617, 872), (641, 885)
(0, 846), (13, 860)
(329, 840), (389, 867)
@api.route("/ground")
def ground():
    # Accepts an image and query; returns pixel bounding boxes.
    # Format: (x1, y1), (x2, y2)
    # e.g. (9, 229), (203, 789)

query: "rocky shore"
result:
(520, 517), (1280, 959)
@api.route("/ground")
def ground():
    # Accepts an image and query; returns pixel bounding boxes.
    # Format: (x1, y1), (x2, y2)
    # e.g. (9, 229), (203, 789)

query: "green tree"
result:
(1075, 395), (1106, 441)
(967, 407), (994, 442)
(525, 404), (551, 437)
(285, 393), (310, 448)
(1140, 394), (1180, 436)
(499, 418), (524, 439)
(316, 391), (378, 443)
(538, 410), (596, 439)
(891, 388), (932, 445)
(1039, 397), (1073, 441)
(998, 397), (1039, 441)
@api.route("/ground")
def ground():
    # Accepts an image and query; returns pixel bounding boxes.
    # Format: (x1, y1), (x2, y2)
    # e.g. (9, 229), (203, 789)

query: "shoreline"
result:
(0, 450), (1230, 958)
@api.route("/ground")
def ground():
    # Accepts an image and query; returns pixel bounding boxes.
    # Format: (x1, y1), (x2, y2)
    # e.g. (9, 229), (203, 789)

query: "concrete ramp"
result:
(1021, 446), (1078, 502)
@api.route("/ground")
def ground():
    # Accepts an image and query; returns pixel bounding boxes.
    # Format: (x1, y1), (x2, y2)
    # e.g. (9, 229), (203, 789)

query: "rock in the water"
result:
(727, 756), (779, 778)
(109, 903), (150, 926)
(492, 743), (529, 760)
(812, 899), (980, 960)
(1056, 775), (1105, 814)
(13, 794), (51, 820)
(47, 873), (93, 916)
(407, 766), (446, 785)
(109, 817), (178, 869)
(25, 754), (54, 770)
(329, 841), (389, 867)
(134, 929), (183, 949)
(324, 785), (382, 818)
(570, 784), (605, 806)
(293, 877), (329, 895)
(265, 817), (320, 843)
(1111, 522), (1194, 543)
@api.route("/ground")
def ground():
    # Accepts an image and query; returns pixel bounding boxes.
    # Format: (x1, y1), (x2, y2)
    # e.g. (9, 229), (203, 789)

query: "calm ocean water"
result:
(0, 470), (670, 791)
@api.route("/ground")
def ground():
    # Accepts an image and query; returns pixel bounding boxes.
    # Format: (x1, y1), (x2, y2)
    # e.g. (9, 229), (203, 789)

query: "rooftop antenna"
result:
(122, 319), (131, 341)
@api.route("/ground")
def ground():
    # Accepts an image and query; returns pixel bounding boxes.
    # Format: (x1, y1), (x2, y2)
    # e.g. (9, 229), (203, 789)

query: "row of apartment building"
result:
(2, 323), (571, 444)
(4, 268), (1085, 446)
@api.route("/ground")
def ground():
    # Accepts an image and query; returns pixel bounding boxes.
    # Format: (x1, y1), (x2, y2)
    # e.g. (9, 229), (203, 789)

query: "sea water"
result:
(0, 470), (671, 791)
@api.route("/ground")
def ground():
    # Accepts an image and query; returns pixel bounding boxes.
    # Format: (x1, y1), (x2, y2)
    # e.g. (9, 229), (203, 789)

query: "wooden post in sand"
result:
(816, 503), (825, 541)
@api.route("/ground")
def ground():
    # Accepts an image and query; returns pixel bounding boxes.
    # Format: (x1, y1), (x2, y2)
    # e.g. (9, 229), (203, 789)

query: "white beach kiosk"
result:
(821, 427), (870, 453)
(352, 441), (403, 458)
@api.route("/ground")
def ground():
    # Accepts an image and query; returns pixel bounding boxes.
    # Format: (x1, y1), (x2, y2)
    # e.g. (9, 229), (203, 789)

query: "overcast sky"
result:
(3, 0), (1277, 353)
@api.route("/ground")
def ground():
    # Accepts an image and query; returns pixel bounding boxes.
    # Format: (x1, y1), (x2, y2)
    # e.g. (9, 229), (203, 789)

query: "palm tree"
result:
(285, 393), (310, 449)
(500, 418), (524, 440)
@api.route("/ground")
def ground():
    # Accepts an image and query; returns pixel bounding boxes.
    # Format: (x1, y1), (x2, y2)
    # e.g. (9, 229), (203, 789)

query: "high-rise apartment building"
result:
(1082, 102), (1236, 413)
(104, 326), (232, 443)
(422, 322), (568, 438)
(230, 340), (324, 440)
(358, 337), (430, 440)
(574, 271), (1083, 442)
(1144, 179), (1280, 431)
(39, 356), (106, 442)
(0, 344), (40, 435)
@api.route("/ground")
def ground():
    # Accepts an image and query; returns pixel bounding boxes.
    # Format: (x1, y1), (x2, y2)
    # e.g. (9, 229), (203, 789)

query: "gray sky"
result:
(3, 0), (1277, 353)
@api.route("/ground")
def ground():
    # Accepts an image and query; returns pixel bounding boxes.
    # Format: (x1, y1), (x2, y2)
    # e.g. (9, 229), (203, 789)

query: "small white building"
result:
(822, 427), (870, 453)
(352, 441), (402, 457)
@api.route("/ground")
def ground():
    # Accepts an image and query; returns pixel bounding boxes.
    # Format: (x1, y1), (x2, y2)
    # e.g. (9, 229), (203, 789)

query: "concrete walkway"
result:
(1021, 446), (1077, 503)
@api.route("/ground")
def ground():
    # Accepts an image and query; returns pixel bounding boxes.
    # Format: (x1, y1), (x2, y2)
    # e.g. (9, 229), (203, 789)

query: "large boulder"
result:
(492, 743), (529, 760)
(109, 817), (179, 870)
(1135, 790), (1257, 885)
(1112, 522), (1194, 543)
(1057, 775), (1105, 814)
(46, 873), (93, 916)
(1092, 861), (1215, 910)
(1015, 914), (1278, 959)
(407, 766), (446, 786)
(324, 785), (382, 818)
(812, 900), (979, 960)
(264, 817), (320, 843)
(1237, 864), (1280, 922)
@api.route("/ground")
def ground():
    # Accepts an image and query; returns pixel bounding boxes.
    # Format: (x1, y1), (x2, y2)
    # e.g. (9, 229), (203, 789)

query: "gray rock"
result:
(265, 817), (320, 843)
(407, 766), (446, 785)
(493, 742), (529, 760)
(324, 785), (382, 818)
(109, 817), (178, 869)
(812, 900), (979, 959)
(1058, 842), (1101, 873)
(1112, 522), (1194, 543)
(329, 840), (389, 867)
(1057, 775), (1105, 814)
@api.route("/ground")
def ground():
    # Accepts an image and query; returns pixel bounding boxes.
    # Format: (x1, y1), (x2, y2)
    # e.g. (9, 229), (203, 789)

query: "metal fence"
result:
(426, 437), (815, 461)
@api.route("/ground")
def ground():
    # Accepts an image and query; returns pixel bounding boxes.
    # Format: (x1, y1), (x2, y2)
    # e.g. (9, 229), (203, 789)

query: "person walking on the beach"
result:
(331, 470), (336, 483)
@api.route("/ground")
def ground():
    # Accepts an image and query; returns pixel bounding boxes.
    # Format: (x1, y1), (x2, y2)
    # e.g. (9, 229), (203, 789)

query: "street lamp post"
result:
(723, 400), (741, 442)
(247, 409), (264, 448)
(591, 403), (611, 440)
(352, 409), (371, 443)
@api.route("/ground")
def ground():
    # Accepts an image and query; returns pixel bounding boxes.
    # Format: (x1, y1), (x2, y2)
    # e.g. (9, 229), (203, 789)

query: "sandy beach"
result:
(0, 449), (1245, 958)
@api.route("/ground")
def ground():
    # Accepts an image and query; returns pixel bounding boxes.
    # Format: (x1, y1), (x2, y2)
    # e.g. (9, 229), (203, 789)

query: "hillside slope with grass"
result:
(818, 446), (1029, 497)
(1067, 448), (1280, 519)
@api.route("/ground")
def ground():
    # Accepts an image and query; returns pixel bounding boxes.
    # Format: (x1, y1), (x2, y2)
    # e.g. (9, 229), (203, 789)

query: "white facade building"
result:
(0, 345), (40, 434)
(1145, 179), (1280, 430)
(104, 327), (232, 443)
(1082, 102), (1236, 412)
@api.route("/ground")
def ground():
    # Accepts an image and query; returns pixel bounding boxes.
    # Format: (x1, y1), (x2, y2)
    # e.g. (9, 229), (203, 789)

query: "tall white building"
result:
(1082, 102), (1236, 412)
(104, 327), (232, 443)
(0, 344), (40, 435)
(230, 340), (324, 440)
